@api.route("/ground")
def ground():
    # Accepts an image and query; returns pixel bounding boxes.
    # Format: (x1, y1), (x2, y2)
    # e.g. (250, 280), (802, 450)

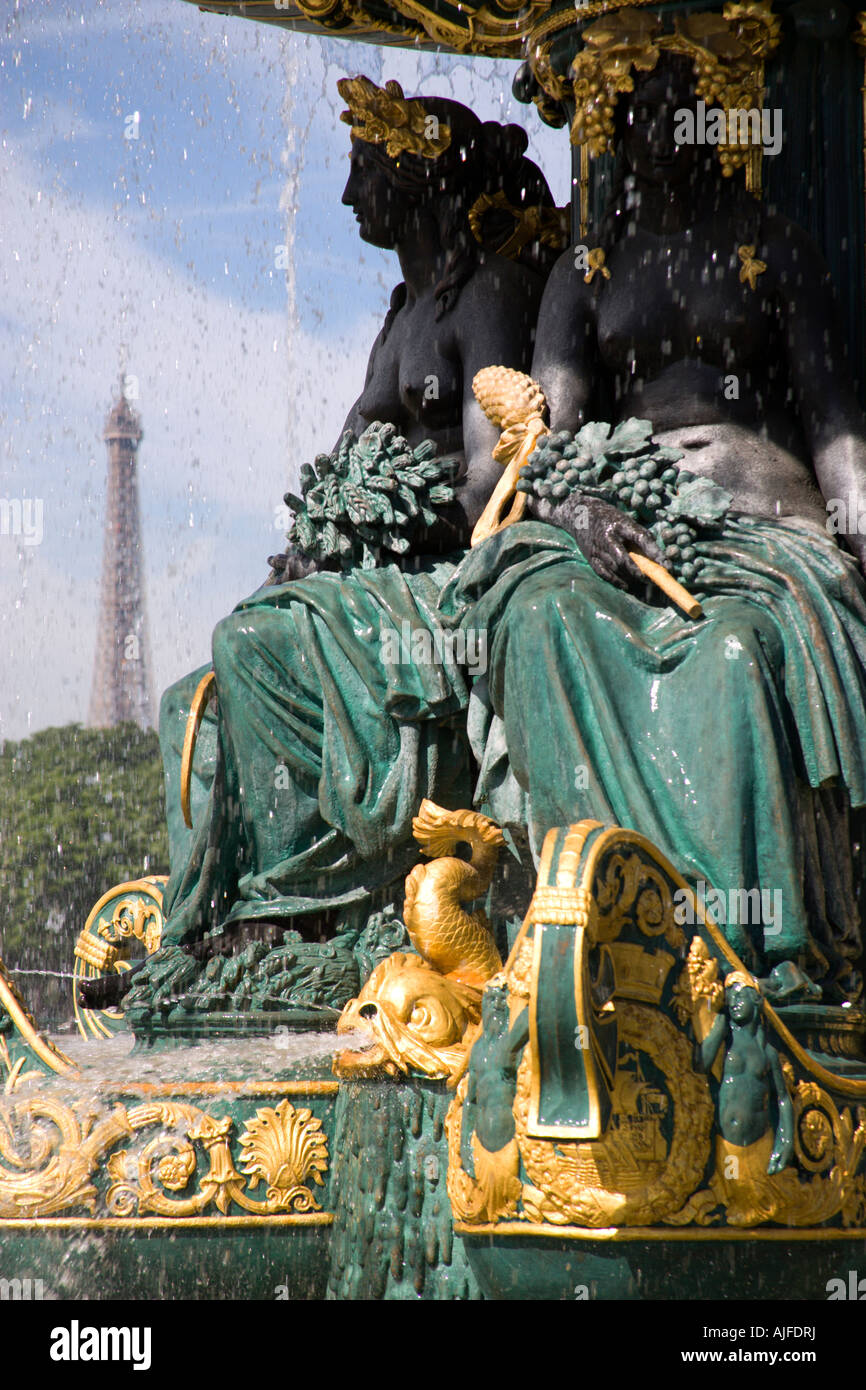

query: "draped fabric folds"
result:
(440, 517), (866, 988)
(157, 515), (866, 994)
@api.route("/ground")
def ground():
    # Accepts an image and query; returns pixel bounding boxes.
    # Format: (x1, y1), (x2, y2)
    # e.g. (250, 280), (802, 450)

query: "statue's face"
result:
(622, 68), (699, 187)
(727, 983), (760, 1023)
(341, 139), (407, 248)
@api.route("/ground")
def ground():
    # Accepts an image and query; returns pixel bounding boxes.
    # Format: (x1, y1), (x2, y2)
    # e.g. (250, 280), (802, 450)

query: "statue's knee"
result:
(211, 612), (248, 676)
(708, 603), (782, 669)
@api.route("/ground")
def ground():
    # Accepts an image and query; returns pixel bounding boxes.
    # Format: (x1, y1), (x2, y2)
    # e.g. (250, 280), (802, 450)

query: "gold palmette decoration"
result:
(566, 2), (781, 176)
(471, 366), (703, 618)
(337, 76), (451, 159)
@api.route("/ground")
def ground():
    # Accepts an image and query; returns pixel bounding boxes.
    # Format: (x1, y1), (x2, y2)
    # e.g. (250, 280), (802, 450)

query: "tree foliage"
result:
(0, 723), (168, 1028)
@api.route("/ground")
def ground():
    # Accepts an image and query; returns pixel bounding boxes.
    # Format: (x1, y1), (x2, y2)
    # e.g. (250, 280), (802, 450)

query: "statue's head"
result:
(334, 952), (482, 1082)
(338, 77), (564, 315)
(725, 971), (762, 1024)
(618, 54), (702, 189)
(480, 978), (509, 1032)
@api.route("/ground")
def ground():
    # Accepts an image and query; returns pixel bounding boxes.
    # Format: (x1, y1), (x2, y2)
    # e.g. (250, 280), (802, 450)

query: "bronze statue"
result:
(445, 53), (866, 1001)
(87, 80), (562, 1016)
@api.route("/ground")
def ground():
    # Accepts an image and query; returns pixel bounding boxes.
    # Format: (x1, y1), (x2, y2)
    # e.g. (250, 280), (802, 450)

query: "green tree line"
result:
(0, 723), (169, 1028)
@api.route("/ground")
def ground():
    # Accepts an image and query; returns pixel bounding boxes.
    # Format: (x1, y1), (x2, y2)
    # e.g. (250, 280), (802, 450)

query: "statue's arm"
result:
(697, 1011), (727, 1074)
(530, 247), (598, 432)
(335, 297), (396, 443)
(770, 216), (866, 570)
(767, 1043), (794, 1174)
(525, 251), (663, 588)
(453, 268), (544, 530)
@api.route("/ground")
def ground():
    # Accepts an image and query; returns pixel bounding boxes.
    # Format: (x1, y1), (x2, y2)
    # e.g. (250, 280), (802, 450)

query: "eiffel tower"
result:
(88, 377), (154, 729)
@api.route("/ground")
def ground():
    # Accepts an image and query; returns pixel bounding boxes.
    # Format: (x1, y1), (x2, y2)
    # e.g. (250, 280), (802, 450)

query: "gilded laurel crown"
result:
(337, 76), (452, 160)
(725, 969), (761, 992)
(566, 1), (781, 173)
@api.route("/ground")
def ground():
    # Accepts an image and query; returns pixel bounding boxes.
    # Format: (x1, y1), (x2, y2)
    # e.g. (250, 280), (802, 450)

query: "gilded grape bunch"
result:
(568, 2), (781, 174)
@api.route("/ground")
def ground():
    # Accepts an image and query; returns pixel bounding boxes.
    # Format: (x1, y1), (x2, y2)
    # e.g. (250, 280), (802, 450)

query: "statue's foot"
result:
(77, 958), (148, 1009)
(187, 909), (340, 964)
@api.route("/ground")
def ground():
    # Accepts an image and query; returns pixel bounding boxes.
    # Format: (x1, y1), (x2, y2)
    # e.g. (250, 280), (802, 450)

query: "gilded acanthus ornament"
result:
(337, 76), (451, 160)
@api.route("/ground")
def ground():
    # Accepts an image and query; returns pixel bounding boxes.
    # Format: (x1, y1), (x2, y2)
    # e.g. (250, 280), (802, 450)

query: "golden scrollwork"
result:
(0, 1095), (330, 1221)
(515, 1001), (714, 1227)
(791, 1083), (866, 1226)
(594, 851), (686, 950)
(0, 1097), (132, 1217)
(73, 877), (167, 1041)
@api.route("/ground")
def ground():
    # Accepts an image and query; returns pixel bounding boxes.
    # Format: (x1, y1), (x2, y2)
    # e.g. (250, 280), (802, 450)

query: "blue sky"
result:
(0, 0), (571, 740)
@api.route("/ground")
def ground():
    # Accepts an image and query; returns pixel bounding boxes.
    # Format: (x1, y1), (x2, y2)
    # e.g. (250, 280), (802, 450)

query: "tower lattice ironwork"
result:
(88, 379), (154, 729)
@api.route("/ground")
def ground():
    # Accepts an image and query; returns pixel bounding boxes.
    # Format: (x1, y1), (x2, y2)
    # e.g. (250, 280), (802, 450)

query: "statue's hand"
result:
(266, 549), (321, 585)
(767, 1128), (793, 1175)
(531, 493), (664, 593)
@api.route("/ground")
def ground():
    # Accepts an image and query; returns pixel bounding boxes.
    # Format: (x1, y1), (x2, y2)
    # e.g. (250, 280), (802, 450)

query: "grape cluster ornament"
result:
(516, 418), (732, 584)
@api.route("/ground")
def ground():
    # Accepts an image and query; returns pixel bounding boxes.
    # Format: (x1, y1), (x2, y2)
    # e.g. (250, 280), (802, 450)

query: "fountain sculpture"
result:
(3, 0), (866, 1301)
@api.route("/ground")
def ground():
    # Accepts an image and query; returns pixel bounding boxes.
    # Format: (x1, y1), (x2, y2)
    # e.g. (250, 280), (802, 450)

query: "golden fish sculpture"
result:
(403, 800), (504, 989)
(334, 801), (505, 1082)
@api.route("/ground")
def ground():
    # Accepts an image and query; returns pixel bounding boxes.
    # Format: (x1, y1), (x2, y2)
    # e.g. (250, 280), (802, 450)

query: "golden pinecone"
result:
(472, 366), (547, 430)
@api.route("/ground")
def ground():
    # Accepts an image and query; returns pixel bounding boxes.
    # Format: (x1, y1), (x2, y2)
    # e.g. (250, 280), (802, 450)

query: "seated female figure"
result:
(153, 79), (560, 957)
(446, 55), (866, 999)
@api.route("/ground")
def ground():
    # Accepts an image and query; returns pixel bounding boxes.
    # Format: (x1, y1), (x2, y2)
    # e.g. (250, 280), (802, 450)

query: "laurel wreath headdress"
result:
(725, 969), (761, 993)
(337, 76), (452, 160)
